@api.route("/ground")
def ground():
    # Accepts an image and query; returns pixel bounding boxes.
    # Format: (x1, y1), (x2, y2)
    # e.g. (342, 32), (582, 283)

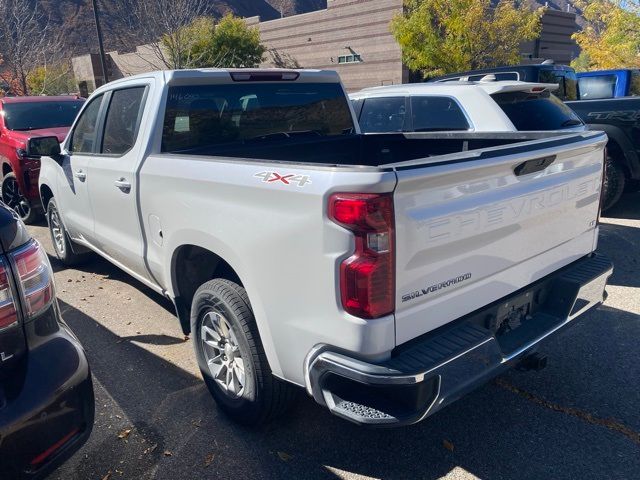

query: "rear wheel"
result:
(1, 172), (40, 224)
(192, 279), (297, 425)
(602, 156), (626, 212)
(46, 197), (89, 266)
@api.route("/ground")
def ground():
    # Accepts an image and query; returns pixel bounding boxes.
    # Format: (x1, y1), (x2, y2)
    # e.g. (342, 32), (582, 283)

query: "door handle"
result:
(114, 178), (131, 192)
(74, 170), (86, 181)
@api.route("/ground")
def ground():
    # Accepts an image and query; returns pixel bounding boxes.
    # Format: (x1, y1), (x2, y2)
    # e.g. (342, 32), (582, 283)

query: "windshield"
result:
(162, 82), (355, 153)
(491, 91), (583, 131)
(2, 100), (84, 131)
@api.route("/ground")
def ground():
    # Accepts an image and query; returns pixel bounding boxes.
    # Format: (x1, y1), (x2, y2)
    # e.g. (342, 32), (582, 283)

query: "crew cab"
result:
(350, 81), (585, 133)
(0, 96), (84, 224)
(0, 203), (94, 478)
(578, 69), (640, 100)
(35, 69), (612, 427)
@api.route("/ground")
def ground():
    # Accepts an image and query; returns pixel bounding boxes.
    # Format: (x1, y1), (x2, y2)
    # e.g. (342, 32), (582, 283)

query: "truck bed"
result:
(163, 130), (583, 168)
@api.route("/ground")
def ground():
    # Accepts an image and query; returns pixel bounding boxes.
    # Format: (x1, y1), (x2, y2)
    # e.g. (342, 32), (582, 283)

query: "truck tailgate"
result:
(392, 131), (607, 345)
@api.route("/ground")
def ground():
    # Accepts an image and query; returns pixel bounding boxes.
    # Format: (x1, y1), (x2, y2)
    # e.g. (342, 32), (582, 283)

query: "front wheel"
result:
(1, 172), (40, 224)
(46, 198), (89, 266)
(192, 279), (298, 425)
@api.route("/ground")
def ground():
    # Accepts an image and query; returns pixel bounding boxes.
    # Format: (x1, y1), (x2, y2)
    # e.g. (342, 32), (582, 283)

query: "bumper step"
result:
(306, 253), (613, 427)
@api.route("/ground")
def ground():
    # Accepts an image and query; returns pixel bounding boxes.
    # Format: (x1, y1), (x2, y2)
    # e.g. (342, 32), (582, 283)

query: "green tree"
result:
(391, 0), (544, 78)
(571, 0), (640, 71)
(27, 64), (76, 95)
(166, 14), (266, 69)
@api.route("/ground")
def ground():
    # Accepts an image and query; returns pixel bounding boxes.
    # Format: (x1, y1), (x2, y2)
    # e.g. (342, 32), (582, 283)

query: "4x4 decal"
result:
(254, 171), (312, 187)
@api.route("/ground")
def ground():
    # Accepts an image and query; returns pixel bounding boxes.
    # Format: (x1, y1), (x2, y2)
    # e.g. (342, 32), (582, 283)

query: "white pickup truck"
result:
(33, 69), (612, 427)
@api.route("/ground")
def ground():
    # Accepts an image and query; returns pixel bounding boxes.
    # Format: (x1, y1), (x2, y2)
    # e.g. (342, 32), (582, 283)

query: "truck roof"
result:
(350, 81), (559, 98)
(577, 69), (639, 77)
(93, 68), (343, 92)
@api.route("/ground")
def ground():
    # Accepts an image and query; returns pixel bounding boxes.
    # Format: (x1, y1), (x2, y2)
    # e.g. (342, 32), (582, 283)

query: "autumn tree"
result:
(391, 0), (544, 78)
(571, 0), (640, 71)
(169, 15), (266, 69)
(113, 0), (209, 70)
(27, 64), (77, 96)
(0, 0), (63, 95)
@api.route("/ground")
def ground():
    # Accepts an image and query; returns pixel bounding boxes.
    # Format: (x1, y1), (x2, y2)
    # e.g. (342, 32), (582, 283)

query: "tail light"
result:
(0, 241), (52, 330)
(10, 241), (54, 319)
(0, 259), (18, 330)
(328, 193), (395, 319)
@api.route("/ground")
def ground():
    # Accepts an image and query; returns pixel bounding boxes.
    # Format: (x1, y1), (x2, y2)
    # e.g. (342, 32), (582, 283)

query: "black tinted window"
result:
(359, 97), (406, 133)
(162, 83), (354, 153)
(3, 100), (84, 131)
(629, 71), (640, 96)
(411, 96), (469, 131)
(492, 91), (583, 131)
(578, 75), (617, 100)
(102, 87), (146, 155)
(69, 95), (104, 154)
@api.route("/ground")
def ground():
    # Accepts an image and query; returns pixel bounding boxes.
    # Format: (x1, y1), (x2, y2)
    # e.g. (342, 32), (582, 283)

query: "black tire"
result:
(191, 279), (298, 425)
(1, 172), (40, 224)
(602, 157), (626, 212)
(46, 197), (89, 266)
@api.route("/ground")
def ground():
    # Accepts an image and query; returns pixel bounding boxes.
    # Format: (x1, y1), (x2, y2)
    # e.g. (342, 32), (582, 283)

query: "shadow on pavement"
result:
(604, 191), (640, 221)
(52, 299), (640, 480)
(599, 222), (640, 288)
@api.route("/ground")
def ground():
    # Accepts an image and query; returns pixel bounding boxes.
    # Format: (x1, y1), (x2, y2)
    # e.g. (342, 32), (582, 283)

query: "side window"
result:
(411, 96), (470, 132)
(359, 97), (407, 133)
(630, 71), (640, 96)
(578, 75), (617, 100)
(101, 87), (146, 155)
(69, 94), (104, 154)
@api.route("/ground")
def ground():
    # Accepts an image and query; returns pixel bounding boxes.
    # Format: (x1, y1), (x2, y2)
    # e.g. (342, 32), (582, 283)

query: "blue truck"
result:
(578, 69), (640, 100)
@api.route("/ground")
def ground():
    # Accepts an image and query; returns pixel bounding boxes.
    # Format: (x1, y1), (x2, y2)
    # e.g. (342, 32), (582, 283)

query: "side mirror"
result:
(26, 136), (61, 158)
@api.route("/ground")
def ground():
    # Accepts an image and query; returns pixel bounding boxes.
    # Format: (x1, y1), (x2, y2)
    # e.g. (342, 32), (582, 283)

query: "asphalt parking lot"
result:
(38, 193), (640, 480)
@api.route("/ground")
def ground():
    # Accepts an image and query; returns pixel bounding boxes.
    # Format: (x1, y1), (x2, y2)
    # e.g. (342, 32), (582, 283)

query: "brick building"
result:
(72, 0), (580, 93)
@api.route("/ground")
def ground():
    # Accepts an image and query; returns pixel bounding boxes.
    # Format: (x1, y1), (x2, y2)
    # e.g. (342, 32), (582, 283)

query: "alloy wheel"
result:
(2, 176), (31, 220)
(49, 206), (66, 256)
(200, 310), (246, 398)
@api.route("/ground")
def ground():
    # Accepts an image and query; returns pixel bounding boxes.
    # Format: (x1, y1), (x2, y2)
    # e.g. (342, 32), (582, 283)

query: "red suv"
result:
(0, 96), (84, 224)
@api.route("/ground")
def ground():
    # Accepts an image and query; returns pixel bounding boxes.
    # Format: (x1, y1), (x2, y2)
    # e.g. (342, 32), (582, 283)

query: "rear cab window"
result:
(540, 69), (578, 101)
(162, 82), (355, 154)
(578, 75), (618, 100)
(491, 91), (583, 131)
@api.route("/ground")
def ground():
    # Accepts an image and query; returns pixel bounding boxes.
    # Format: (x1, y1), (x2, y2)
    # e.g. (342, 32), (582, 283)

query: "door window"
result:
(411, 96), (470, 131)
(359, 97), (407, 133)
(69, 94), (104, 154)
(101, 87), (146, 155)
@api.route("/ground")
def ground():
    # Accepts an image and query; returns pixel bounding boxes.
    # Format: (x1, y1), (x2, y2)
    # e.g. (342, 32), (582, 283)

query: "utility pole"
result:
(91, 0), (109, 85)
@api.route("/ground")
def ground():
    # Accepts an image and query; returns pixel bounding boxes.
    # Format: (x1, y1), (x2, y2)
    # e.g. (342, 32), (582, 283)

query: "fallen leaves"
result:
(443, 439), (454, 452)
(163, 450), (173, 457)
(117, 428), (132, 440)
(204, 453), (215, 467)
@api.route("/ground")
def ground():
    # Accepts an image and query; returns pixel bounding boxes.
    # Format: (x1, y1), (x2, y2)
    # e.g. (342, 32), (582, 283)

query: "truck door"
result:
(56, 94), (106, 243)
(87, 85), (151, 281)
